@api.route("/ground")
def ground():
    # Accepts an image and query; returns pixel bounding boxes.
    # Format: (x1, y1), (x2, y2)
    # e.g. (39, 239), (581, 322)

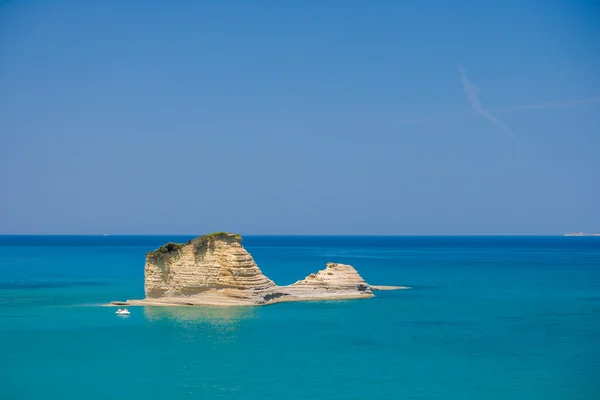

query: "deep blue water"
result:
(1, 236), (599, 399)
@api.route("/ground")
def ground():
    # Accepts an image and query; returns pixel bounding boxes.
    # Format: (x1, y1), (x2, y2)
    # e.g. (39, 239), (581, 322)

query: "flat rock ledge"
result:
(110, 233), (406, 307)
(370, 285), (412, 290)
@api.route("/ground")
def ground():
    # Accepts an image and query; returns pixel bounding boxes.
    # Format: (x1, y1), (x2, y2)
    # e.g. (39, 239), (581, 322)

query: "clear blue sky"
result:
(1, 0), (599, 235)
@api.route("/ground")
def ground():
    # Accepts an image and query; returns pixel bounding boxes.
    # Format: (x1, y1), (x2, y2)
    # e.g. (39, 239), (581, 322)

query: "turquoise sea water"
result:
(1, 236), (599, 399)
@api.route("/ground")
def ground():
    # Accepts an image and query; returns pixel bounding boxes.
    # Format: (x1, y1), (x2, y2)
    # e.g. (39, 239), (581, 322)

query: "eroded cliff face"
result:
(144, 233), (277, 305)
(114, 233), (396, 307)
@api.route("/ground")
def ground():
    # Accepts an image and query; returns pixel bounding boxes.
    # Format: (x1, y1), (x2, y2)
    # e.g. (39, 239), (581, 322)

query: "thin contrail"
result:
(389, 95), (600, 127)
(500, 97), (600, 112)
(459, 65), (520, 159)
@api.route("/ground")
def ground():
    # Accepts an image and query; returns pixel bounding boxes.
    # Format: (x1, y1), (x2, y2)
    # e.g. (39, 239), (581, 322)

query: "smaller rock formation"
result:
(282, 263), (373, 299)
(110, 232), (405, 307)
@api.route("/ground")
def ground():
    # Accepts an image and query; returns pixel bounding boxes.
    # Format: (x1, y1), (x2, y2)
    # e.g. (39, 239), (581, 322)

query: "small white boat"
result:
(115, 308), (130, 316)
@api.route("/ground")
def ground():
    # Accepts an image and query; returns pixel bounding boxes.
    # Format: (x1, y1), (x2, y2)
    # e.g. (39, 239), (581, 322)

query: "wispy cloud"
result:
(459, 65), (520, 159)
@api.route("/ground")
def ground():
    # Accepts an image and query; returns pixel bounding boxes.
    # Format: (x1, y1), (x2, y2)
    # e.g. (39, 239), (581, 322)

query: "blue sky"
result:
(1, 0), (599, 234)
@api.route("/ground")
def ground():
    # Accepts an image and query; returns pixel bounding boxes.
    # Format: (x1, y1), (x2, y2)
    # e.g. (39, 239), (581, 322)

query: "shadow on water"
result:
(142, 306), (256, 327)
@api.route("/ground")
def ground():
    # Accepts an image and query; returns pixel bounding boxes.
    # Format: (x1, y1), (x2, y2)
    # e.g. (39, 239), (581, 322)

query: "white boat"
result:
(115, 308), (130, 316)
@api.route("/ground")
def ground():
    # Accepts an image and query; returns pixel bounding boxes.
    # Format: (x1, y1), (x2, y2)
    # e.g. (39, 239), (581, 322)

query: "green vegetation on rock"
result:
(200, 232), (241, 241)
(147, 232), (242, 258)
(147, 242), (184, 257)
(193, 232), (242, 248)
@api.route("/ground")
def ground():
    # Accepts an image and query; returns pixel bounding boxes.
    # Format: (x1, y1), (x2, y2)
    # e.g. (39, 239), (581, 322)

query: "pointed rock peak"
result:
(325, 262), (355, 270)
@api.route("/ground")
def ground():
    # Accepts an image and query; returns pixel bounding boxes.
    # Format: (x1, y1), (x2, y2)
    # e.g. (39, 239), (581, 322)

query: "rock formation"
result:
(111, 232), (405, 307)
(283, 262), (373, 298)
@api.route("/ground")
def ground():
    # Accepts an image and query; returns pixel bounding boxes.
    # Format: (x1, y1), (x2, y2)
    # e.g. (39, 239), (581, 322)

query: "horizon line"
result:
(0, 233), (588, 237)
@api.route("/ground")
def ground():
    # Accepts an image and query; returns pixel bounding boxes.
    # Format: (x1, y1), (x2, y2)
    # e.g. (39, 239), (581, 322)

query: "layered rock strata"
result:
(111, 232), (403, 307)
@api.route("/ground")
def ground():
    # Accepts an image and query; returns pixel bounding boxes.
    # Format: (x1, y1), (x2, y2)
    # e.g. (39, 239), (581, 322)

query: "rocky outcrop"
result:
(142, 233), (276, 306)
(110, 232), (403, 307)
(282, 262), (373, 299)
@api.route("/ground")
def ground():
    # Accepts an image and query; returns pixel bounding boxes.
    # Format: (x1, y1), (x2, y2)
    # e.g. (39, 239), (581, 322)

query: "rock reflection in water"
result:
(142, 306), (255, 327)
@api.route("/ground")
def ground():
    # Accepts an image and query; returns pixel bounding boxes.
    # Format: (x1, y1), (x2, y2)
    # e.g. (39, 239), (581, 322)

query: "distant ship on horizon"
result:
(564, 232), (600, 236)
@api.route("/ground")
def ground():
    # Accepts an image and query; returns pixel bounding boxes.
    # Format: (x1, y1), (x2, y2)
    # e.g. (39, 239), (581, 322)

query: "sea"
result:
(0, 235), (599, 400)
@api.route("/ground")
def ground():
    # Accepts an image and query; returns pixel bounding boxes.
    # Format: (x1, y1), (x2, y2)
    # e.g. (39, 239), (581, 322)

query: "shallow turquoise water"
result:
(1, 236), (599, 399)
